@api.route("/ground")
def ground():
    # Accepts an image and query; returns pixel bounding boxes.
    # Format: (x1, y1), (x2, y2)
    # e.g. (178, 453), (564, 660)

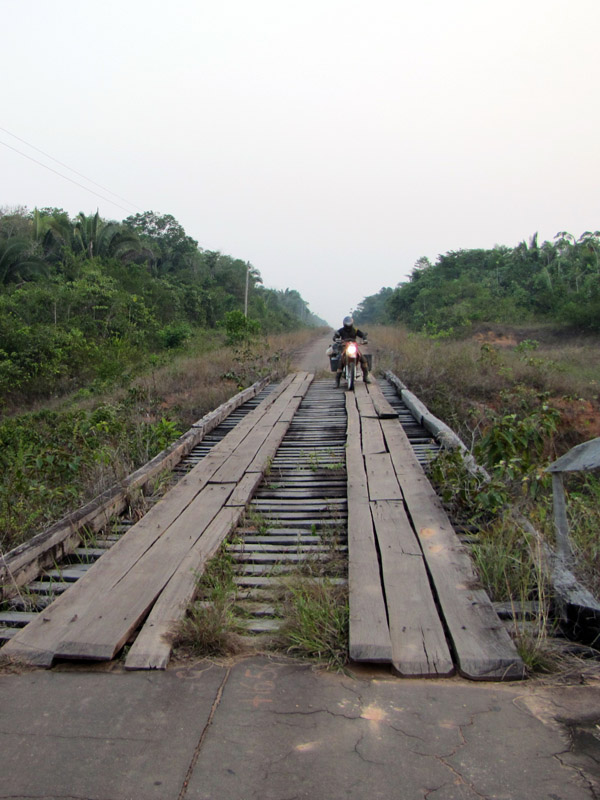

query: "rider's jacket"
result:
(334, 325), (367, 342)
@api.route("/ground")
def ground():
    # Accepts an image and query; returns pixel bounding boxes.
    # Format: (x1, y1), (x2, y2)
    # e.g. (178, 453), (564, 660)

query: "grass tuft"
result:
(172, 547), (244, 657)
(276, 577), (349, 669)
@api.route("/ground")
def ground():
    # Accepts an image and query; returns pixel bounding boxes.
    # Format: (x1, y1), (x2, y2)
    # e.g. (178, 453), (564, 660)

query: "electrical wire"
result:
(0, 125), (144, 214)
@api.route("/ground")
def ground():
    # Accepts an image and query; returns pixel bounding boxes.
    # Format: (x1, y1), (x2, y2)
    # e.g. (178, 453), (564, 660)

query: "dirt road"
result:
(295, 330), (334, 375)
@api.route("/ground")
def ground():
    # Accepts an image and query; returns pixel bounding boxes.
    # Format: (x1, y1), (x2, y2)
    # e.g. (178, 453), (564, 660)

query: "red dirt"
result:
(552, 397), (600, 442)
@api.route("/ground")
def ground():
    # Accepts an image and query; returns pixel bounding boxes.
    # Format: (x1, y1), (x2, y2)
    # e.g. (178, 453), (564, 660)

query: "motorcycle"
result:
(332, 337), (368, 391)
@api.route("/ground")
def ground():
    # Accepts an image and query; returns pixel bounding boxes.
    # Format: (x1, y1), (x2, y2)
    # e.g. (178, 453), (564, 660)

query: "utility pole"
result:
(244, 261), (250, 317)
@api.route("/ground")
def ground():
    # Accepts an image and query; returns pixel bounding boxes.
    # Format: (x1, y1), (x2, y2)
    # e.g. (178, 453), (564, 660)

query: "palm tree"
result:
(0, 239), (46, 284)
(73, 211), (141, 261)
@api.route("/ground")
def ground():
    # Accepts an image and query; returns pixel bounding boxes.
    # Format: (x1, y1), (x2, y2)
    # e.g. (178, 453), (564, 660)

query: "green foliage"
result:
(0, 205), (318, 405)
(224, 310), (261, 344)
(476, 388), (561, 498)
(429, 449), (509, 522)
(354, 231), (600, 332)
(277, 578), (349, 669)
(0, 402), (181, 552)
(158, 321), (192, 349)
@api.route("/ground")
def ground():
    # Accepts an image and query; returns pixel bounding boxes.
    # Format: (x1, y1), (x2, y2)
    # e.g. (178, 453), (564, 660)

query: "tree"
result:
(0, 239), (45, 285)
(123, 211), (199, 274)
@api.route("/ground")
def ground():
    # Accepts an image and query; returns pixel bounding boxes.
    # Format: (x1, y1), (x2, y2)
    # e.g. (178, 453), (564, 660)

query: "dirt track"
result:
(295, 330), (334, 375)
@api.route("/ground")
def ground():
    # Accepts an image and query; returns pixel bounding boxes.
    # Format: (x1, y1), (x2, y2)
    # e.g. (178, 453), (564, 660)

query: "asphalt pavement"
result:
(1, 655), (599, 800)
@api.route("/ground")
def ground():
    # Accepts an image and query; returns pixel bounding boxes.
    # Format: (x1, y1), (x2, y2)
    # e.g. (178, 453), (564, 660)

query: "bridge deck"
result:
(2, 373), (312, 667)
(3, 373), (524, 679)
(349, 381), (524, 680)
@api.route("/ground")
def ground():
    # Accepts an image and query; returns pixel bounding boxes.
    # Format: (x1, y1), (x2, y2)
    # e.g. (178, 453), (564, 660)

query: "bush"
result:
(158, 321), (192, 349)
(224, 310), (260, 344)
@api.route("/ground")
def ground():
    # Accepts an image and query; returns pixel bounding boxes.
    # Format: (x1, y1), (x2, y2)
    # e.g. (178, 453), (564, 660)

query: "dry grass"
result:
(0, 329), (325, 554)
(369, 323), (600, 670)
(134, 328), (325, 427)
(370, 324), (600, 447)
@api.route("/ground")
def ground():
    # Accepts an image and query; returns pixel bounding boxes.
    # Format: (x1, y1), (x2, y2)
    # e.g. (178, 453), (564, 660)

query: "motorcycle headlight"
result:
(347, 343), (357, 356)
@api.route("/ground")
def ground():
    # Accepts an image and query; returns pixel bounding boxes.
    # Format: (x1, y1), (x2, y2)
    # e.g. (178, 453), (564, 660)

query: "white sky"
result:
(1, 0), (598, 326)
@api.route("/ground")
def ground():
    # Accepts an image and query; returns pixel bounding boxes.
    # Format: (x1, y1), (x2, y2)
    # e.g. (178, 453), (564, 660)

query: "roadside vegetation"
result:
(0, 204), (326, 555)
(0, 327), (321, 555)
(352, 231), (600, 668)
(371, 324), (600, 667)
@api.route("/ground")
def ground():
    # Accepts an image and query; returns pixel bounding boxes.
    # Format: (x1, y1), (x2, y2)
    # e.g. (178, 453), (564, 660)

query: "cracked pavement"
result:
(0, 656), (599, 799)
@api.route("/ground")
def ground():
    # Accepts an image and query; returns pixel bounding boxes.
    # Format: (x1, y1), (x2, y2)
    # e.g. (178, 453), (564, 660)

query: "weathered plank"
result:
(210, 376), (310, 483)
(2, 375), (300, 666)
(225, 472), (265, 507)
(371, 500), (454, 677)
(54, 482), (234, 661)
(124, 505), (245, 670)
(345, 393), (392, 662)
(364, 453), (403, 502)
(380, 418), (525, 680)
(365, 382), (399, 418)
(355, 383), (387, 454)
(0, 376), (271, 600)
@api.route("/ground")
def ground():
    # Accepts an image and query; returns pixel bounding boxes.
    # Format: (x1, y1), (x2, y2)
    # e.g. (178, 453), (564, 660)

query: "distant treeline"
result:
(354, 232), (600, 334)
(0, 207), (325, 400)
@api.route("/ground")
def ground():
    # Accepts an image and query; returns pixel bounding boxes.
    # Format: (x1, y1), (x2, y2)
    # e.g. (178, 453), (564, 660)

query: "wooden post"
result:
(244, 261), (250, 317)
(551, 472), (572, 566)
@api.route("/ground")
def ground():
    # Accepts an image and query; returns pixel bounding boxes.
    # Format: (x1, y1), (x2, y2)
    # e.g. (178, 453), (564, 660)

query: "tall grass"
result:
(371, 323), (600, 621)
(0, 328), (322, 554)
(276, 578), (349, 669)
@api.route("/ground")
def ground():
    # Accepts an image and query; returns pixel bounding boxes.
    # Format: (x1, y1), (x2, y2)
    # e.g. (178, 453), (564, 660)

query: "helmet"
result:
(343, 316), (353, 327)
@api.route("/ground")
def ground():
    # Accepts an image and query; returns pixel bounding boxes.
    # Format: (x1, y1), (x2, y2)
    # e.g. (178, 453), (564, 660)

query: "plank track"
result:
(2, 373), (525, 680)
(349, 381), (524, 680)
(3, 373), (312, 666)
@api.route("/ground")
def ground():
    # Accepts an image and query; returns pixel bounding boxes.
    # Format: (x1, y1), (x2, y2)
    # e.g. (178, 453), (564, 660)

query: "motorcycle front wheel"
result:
(346, 361), (356, 391)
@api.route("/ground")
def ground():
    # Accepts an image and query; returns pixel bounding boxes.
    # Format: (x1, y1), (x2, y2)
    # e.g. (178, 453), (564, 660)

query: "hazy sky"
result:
(2, 0), (598, 326)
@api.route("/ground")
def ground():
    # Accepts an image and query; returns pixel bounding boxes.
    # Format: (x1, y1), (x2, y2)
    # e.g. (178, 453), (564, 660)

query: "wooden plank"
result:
(210, 375), (309, 483)
(354, 382), (378, 417)
(365, 382), (399, 418)
(2, 378), (296, 665)
(0, 377), (271, 600)
(371, 500), (454, 677)
(246, 421), (291, 473)
(360, 417), (387, 455)
(355, 383), (387, 455)
(380, 418), (525, 680)
(225, 472), (264, 507)
(54, 483), (235, 661)
(124, 505), (245, 670)
(345, 393), (392, 662)
(277, 390), (308, 424)
(364, 453), (403, 501)
(291, 372), (313, 399)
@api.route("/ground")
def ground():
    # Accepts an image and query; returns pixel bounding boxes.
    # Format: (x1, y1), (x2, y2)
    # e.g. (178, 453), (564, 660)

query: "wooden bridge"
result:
(1, 372), (524, 680)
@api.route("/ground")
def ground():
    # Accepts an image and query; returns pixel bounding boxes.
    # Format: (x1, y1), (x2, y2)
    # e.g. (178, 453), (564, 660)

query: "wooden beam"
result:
(365, 381), (399, 418)
(345, 393), (392, 662)
(124, 506), (245, 670)
(54, 483), (235, 661)
(364, 453), (404, 502)
(380, 418), (525, 680)
(371, 500), (454, 677)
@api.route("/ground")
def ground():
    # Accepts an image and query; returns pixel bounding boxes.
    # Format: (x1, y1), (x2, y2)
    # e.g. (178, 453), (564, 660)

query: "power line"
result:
(0, 126), (144, 215)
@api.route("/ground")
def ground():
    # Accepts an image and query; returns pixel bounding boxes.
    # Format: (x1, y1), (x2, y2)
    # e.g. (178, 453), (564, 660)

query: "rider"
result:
(333, 316), (370, 387)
